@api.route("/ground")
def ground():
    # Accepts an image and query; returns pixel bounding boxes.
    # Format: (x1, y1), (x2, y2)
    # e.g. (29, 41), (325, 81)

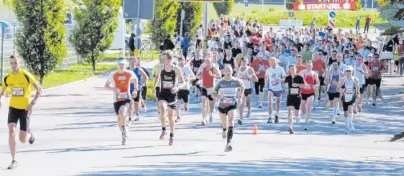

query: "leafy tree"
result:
(286, 0), (297, 11)
(149, 0), (180, 49)
(378, 0), (404, 27)
(176, 2), (202, 36)
(11, 0), (67, 84)
(355, 0), (362, 11)
(213, 0), (234, 17)
(69, 0), (120, 72)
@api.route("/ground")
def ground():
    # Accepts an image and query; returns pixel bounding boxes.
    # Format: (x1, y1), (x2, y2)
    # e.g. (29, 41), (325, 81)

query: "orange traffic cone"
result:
(252, 124), (258, 135)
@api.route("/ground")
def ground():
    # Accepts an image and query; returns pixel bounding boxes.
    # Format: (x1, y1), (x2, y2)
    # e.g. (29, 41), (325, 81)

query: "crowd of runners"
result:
(1, 16), (403, 169)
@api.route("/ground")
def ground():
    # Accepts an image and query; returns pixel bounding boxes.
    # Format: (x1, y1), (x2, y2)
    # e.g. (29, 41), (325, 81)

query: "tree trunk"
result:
(39, 76), (44, 84)
(91, 53), (96, 72)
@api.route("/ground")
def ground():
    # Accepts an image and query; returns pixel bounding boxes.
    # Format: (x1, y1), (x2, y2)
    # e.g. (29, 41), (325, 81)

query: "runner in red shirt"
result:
(299, 60), (320, 131)
(367, 54), (384, 106)
(251, 56), (269, 108)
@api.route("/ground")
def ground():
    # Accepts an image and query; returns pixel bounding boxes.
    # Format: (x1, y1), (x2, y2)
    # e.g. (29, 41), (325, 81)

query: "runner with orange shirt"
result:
(296, 55), (306, 74)
(104, 58), (138, 145)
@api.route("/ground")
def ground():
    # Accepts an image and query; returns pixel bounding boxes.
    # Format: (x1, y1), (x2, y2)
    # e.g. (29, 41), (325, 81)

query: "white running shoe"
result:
(134, 114), (140, 121)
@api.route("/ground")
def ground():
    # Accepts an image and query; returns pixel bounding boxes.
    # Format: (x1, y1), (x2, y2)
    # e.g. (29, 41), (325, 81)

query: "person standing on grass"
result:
(364, 15), (371, 34)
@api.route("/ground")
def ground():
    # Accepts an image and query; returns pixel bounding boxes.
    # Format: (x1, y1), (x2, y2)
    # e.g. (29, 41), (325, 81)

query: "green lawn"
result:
(40, 64), (115, 88)
(101, 50), (160, 62)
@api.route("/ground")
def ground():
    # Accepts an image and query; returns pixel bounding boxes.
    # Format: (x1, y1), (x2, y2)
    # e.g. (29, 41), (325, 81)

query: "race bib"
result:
(162, 81), (174, 89)
(290, 88), (299, 95)
(118, 76), (127, 81)
(372, 67), (379, 72)
(117, 92), (129, 99)
(345, 88), (354, 95)
(313, 70), (319, 75)
(222, 97), (234, 105)
(12, 88), (24, 96)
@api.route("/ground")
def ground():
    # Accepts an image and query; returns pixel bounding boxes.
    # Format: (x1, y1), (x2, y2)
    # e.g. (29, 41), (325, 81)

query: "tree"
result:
(176, 2), (202, 37)
(69, 0), (120, 72)
(149, 0), (180, 49)
(378, 0), (404, 27)
(11, 0), (67, 84)
(213, 0), (234, 17)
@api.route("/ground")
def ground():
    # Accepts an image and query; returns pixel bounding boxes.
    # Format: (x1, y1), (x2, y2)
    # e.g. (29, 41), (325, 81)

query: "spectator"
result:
(129, 33), (135, 56)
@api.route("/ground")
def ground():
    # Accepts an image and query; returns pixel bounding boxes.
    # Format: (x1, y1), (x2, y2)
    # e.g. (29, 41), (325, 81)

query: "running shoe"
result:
(288, 127), (294, 134)
(7, 160), (17, 170)
(246, 110), (251, 118)
(259, 102), (263, 108)
(390, 132), (404, 142)
(372, 103), (376, 106)
(224, 143), (232, 152)
(169, 137), (174, 146)
(175, 116), (181, 123)
(222, 130), (227, 139)
(267, 117), (272, 123)
(209, 114), (213, 123)
(134, 114), (140, 121)
(331, 120), (336, 124)
(304, 124), (308, 131)
(274, 115), (279, 124)
(237, 119), (243, 125)
(29, 132), (35, 144)
(159, 130), (166, 140)
(201, 120), (207, 126)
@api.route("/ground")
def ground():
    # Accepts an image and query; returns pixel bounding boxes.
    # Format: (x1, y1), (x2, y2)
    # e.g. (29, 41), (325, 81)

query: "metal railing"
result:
(0, 24), (80, 80)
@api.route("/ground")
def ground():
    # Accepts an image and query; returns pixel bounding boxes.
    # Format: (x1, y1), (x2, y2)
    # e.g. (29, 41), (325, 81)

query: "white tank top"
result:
(237, 66), (252, 89)
(354, 63), (365, 85)
(343, 79), (356, 102)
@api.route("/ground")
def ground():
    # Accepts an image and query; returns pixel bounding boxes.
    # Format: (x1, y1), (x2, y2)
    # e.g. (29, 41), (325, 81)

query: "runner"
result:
(339, 66), (360, 133)
(0, 55), (42, 170)
(251, 54), (269, 108)
(236, 57), (258, 125)
(296, 55), (306, 74)
(176, 56), (196, 122)
(128, 56), (149, 123)
(284, 64), (305, 134)
(153, 50), (186, 145)
(265, 57), (286, 124)
(196, 54), (221, 125)
(212, 65), (244, 152)
(353, 55), (368, 113)
(367, 54), (384, 106)
(312, 51), (327, 109)
(104, 58), (138, 145)
(325, 61), (342, 124)
(152, 56), (164, 114)
(299, 60), (320, 130)
(139, 60), (151, 113)
(191, 50), (203, 101)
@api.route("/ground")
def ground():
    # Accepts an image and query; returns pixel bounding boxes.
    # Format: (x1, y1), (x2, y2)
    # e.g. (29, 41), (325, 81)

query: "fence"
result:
(0, 24), (80, 80)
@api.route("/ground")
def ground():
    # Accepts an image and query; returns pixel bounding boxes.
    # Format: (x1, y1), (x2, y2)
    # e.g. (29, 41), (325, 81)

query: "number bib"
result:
(344, 88), (354, 102)
(290, 88), (299, 95)
(12, 88), (24, 96)
(162, 81), (174, 89)
(117, 92), (129, 99)
(222, 97), (234, 105)
(372, 67), (379, 72)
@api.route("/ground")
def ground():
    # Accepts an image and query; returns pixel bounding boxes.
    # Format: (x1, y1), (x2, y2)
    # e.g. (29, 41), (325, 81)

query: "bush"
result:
(268, 8), (275, 12)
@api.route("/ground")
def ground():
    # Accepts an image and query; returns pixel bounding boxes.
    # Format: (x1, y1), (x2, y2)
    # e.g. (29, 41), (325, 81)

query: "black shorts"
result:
(286, 96), (301, 110)
(8, 107), (30, 132)
(191, 79), (199, 86)
(155, 87), (160, 98)
(196, 39), (202, 48)
(131, 90), (141, 102)
(342, 96), (356, 111)
(201, 88), (214, 101)
(301, 93), (315, 101)
(141, 86), (147, 100)
(244, 89), (252, 97)
(367, 78), (382, 89)
(113, 100), (131, 115)
(327, 92), (340, 100)
(158, 89), (177, 109)
(365, 78), (370, 87)
(255, 78), (265, 94)
(218, 105), (238, 115)
(359, 85), (365, 94)
(177, 89), (190, 103)
(319, 76), (325, 86)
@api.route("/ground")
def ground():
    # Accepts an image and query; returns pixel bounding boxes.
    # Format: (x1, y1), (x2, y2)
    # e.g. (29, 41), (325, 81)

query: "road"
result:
(0, 62), (404, 176)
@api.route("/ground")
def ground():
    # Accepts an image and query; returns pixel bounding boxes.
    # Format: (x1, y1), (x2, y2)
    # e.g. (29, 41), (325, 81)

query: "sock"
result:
(227, 126), (234, 144)
(162, 127), (166, 131)
(169, 133), (174, 138)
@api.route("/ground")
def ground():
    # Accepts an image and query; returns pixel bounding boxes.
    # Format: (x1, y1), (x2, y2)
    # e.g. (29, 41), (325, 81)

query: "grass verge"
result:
(101, 50), (160, 62)
(40, 64), (115, 89)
